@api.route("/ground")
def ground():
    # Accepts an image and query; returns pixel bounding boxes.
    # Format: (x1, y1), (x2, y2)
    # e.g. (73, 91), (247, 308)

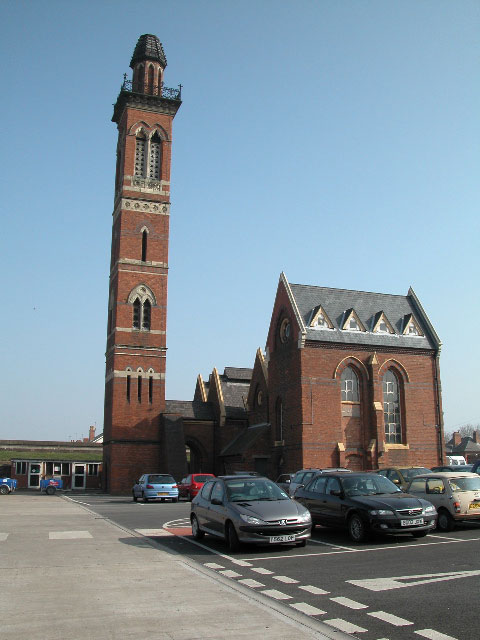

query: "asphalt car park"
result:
(67, 492), (480, 640)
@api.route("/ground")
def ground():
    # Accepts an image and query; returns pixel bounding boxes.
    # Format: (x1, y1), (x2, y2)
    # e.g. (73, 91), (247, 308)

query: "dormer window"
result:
(310, 305), (333, 330)
(403, 314), (423, 337)
(342, 309), (365, 332)
(372, 312), (395, 335)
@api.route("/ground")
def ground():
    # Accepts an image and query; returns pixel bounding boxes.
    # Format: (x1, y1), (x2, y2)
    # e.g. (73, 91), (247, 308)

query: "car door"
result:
(195, 481), (214, 529)
(425, 477), (448, 512)
(134, 475), (145, 498)
(303, 476), (327, 523)
(323, 477), (344, 525)
(207, 481), (227, 535)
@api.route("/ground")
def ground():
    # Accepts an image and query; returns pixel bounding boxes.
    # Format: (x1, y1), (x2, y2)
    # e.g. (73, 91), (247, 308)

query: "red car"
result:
(179, 474), (215, 501)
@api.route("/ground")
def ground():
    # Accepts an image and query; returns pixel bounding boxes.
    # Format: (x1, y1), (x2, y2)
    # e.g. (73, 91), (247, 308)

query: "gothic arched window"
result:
(341, 367), (359, 402)
(129, 285), (155, 332)
(141, 229), (148, 262)
(383, 370), (402, 444)
(134, 132), (147, 177)
(148, 132), (162, 179)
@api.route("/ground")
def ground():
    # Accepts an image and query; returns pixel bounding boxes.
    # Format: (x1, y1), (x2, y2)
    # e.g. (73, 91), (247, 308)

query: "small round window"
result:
(280, 318), (291, 343)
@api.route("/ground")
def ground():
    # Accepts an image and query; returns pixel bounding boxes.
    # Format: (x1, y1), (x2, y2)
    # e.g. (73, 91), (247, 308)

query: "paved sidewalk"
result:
(0, 494), (353, 640)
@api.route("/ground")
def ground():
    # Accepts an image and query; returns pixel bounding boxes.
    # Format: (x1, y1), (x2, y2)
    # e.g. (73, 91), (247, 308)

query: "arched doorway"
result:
(185, 442), (203, 473)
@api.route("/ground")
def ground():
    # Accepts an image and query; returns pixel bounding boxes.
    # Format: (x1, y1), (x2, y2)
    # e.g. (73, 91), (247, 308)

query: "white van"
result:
(446, 455), (467, 466)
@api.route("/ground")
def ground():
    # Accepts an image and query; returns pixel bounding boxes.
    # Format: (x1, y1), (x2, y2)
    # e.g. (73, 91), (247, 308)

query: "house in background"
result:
(446, 431), (480, 463)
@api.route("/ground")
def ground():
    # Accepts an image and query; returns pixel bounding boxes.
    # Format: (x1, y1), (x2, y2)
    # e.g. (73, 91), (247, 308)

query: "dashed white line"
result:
(238, 578), (265, 588)
(231, 559), (252, 567)
(219, 570), (242, 578)
(49, 531), (93, 540)
(273, 575), (299, 584)
(368, 611), (413, 626)
(251, 567), (274, 575)
(415, 630), (458, 640)
(298, 585), (330, 595)
(308, 538), (356, 551)
(324, 618), (368, 633)
(135, 528), (173, 536)
(330, 596), (368, 609)
(0, 533), (8, 542)
(290, 602), (326, 616)
(204, 562), (225, 570)
(260, 589), (292, 600)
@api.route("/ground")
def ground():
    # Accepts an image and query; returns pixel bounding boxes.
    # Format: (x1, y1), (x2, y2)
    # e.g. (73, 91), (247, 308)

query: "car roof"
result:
(380, 466), (431, 470)
(412, 472), (478, 478)
(218, 475), (268, 480)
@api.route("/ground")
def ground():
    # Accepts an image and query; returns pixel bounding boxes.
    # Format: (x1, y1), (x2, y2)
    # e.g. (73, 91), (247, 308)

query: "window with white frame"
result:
(383, 370), (402, 443)
(15, 461), (27, 475)
(341, 366), (360, 402)
(87, 464), (99, 476)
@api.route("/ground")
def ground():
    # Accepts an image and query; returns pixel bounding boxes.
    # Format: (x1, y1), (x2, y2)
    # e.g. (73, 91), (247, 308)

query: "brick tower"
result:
(103, 35), (181, 493)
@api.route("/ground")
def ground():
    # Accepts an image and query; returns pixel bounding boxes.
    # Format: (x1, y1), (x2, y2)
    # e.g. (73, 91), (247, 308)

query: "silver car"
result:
(190, 475), (312, 551)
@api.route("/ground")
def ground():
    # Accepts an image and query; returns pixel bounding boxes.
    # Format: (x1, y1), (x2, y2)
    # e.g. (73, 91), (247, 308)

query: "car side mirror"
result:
(331, 490), (343, 497)
(211, 498), (223, 506)
(392, 478), (400, 484)
(285, 479), (291, 484)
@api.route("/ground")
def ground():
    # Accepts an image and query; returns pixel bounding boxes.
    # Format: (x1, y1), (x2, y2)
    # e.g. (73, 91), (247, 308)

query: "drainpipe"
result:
(434, 350), (445, 463)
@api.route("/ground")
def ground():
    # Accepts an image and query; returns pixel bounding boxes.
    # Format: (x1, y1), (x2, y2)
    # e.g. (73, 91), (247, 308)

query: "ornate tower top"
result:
(130, 34), (167, 69)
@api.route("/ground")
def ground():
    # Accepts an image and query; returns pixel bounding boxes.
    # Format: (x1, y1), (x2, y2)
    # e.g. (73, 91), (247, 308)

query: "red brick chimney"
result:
(89, 426), (96, 442)
(452, 431), (462, 446)
(472, 430), (479, 444)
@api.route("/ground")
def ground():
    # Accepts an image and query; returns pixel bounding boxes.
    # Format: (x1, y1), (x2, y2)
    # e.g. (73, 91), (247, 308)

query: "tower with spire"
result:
(103, 35), (182, 493)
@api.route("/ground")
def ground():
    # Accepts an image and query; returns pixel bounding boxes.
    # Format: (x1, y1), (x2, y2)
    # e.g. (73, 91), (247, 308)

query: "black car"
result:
(294, 472), (437, 542)
(431, 465), (473, 473)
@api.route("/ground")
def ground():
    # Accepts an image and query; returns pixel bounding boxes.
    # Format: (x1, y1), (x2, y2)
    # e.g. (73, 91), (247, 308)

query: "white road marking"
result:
(308, 537), (356, 551)
(135, 528), (173, 536)
(368, 611), (413, 626)
(273, 575), (299, 584)
(290, 602), (326, 616)
(251, 567), (274, 575)
(330, 596), (368, 609)
(204, 562), (225, 570)
(415, 629), (459, 640)
(0, 533), (8, 542)
(260, 589), (292, 600)
(219, 569), (242, 578)
(298, 585), (330, 595)
(324, 618), (368, 633)
(238, 578), (265, 588)
(49, 531), (93, 540)
(231, 559), (252, 567)
(349, 570), (480, 591)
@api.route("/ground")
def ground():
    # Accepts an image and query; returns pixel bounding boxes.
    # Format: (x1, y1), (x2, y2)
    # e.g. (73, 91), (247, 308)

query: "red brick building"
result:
(103, 36), (444, 493)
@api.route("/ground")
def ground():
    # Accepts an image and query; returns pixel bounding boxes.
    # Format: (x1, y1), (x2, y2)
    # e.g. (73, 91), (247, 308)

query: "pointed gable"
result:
(402, 313), (424, 337)
(341, 308), (366, 332)
(265, 272), (306, 356)
(372, 311), (395, 334)
(309, 305), (334, 329)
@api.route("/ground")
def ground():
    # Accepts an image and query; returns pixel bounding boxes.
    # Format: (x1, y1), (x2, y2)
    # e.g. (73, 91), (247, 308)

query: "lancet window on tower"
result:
(129, 285), (155, 332)
(134, 133), (147, 177)
(148, 132), (161, 179)
(134, 130), (162, 180)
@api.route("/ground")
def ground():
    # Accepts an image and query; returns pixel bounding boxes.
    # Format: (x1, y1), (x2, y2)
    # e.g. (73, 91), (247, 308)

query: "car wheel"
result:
(142, 493), (149, 503)
(348, 513), (368, 543)
(132, 492), (137, 502)
(411, 530), (428, 538)
(0, 485), (9, 495)
(191, 515), (204, 540)
(437, 509), (455, 532)
(45, 486), (56, 495)
(296, 539), (307, 547)
(187, 491), (192, 502)
(226, 521), (240, 552)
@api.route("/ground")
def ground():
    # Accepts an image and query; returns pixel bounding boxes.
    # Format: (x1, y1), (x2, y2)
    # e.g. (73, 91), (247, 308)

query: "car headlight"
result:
(423, 505), (436, 514)
(239, 514), (265, 525)
(369, 509), (394, 516)
(296, 511), (312, 523)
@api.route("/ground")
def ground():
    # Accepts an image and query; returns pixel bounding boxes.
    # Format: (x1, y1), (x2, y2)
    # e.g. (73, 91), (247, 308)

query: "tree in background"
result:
(444, 423), (480, 442)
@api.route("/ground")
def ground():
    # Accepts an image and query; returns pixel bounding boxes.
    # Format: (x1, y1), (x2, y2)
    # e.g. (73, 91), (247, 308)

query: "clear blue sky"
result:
(1, 0), (478, 441)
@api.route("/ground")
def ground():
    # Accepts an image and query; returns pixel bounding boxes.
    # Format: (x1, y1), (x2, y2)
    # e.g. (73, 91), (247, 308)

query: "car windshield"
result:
(148, 475), (175, 484)
(225, 478), (289, 502)
(400, 468), (432, 480)
(192, 475), (212, 483)
(448, 477), (480, 492)
(342, 475), (401, 496)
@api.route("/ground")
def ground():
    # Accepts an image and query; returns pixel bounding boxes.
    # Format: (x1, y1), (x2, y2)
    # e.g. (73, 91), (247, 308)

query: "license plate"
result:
(157, 492), (169, 496)
(269, 534), (295, 543)
(469, 503), (480, 510)
(401, 518), (424, 526)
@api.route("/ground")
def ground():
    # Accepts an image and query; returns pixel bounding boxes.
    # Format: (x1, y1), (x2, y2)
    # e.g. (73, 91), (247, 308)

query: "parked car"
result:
(407, 472), (480, 531)
(178, 474), (215, 501)
(375, 466), (432, 491)
(431, 465), (473, 473)
(0, 477), (17, 494)
(294, 471), (437, 542)
(446, 455), (467, 465)
(471, 460), (480, 474)
(289, 468), (351, 497)
(40, 476), (63, 495)
(190, 475), (312, 551)
(275, 473), (295, 492)
(132, 473), (179, 503)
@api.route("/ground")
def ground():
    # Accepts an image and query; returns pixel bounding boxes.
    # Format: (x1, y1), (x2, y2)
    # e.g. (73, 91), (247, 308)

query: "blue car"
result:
(132, 473), (179, 503)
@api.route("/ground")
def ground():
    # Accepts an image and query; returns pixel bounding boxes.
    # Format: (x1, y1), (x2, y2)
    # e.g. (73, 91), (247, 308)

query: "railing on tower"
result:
(121, 75), (182, 101)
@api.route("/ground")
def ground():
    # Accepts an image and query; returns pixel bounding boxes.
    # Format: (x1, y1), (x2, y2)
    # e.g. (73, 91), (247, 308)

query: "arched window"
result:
(148, 132), (162, 179)
(275, 398), (283, 442)
(341, 367), (359, 402)
(141, 229), (148, 262)
(147, 65), (154, 94)
(134, 132), (147, 176)
(128, 285), (155, 332)
(383, 370), (402, 443)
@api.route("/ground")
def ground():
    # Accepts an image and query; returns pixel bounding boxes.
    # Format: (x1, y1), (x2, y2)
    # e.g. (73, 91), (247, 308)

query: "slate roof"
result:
(446, 436), (480, 455)
(130, 34), (167, 68)
(289, 282), (439, 350)
(220, 423), (271, 457)
(164, 400), (214, 421)
(224, 367), (253, 381)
